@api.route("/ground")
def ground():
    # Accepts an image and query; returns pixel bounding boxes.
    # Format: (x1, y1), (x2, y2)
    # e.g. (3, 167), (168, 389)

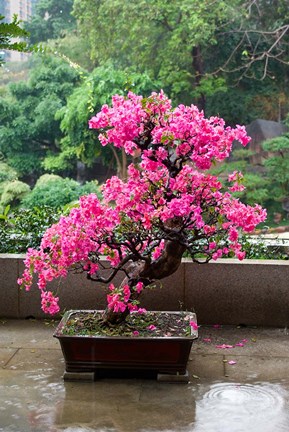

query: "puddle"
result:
(1, 377), (289, 432)
(193, 382), (289, 432)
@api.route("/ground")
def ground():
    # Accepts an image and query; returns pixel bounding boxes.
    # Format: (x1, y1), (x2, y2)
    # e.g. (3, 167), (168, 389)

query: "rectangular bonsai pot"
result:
(54, 310), (198, 375)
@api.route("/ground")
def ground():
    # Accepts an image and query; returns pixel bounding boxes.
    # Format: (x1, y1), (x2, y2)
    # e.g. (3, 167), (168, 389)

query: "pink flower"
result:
(40, 291), (60, 315)
(190, 321), (198, 331)
(229, 184), (245, 192)
(123, 284), (131, 302)
(135, 282), (144, 294)
(228, 360), (237, 365)
(209, 242), (217, 250)
(147, 325), (157, 331)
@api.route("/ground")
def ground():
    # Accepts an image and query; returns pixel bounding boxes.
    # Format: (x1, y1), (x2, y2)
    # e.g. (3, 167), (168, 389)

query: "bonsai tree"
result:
(18, 91), (266, 324)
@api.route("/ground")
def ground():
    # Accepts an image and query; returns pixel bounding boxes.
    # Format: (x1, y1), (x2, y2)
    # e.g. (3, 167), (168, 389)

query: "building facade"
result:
(3, 0), (32, 22)
(1, 0), (32, 61)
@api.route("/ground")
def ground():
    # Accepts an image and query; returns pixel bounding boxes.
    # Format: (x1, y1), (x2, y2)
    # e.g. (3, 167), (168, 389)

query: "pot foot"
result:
(63, 371), (95, 381)
(157, 370), (189, 383)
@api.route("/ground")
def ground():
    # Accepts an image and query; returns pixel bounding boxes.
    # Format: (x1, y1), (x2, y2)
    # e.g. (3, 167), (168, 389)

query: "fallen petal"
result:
(213, 324), (221, 329)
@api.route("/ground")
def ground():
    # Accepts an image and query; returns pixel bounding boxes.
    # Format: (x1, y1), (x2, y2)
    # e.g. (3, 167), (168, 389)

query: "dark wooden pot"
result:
(54, 310), (198, 375)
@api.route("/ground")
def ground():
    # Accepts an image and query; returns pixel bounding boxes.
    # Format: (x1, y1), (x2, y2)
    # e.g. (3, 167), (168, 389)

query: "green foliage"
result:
(210, 130), (289, 218)
(24, 0), (76, 44)
(206, 88), (254, 125)
(210, 148), (269, 207)
(237, 235), (288, 260)
(73, 0), (236, 106)
(49, 64), (160, 172)
(21, 174), (101, 209)
(0, 15), (29, 60)
(262, 134), (289, 201)
(0, 206), (62, 252)
(47, 33), (96, 71)
(73, 0), (289, 117)
(0, 161), (17, 185)
(0, 54), (80, 179)
(239, 173), (269, 206)
(0, 180), (30, 209)
(79, 180), (102, 197)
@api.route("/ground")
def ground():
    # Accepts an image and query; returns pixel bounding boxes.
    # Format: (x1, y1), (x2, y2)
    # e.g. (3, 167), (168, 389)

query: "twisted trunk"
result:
(102, 240), (186, 325)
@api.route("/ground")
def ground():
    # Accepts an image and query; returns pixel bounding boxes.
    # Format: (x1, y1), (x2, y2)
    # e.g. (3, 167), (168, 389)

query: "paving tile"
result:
(0, 368), (65, 432)
(194, 325), (289, 356)
(63, 379), (142, 403)
(4, 348), (64, 372)
(0, 347), (18, 367)
(223, 355), (289, 381)
(188, 354), (225, 380)
(0, 319), (60, 349)
(54, 396), (197, 432)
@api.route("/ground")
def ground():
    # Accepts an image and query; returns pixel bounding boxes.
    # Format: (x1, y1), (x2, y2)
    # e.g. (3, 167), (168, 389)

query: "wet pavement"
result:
(1, 319), (289, 431)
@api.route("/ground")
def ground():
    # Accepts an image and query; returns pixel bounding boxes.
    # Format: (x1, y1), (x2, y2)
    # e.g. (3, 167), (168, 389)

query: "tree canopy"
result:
(73, 0), (289, 119)
(0, 55), (80, 181)
(50, 64), (161, 179)
(25, 0), (76, 44)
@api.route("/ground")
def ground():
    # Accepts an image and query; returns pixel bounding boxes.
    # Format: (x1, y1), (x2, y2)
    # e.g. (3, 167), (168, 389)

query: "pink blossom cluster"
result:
(228, 171), (245, 192)
(18, 91), (266, 316)
(107, 282), (145, 314)
(90, 91), (250, 170)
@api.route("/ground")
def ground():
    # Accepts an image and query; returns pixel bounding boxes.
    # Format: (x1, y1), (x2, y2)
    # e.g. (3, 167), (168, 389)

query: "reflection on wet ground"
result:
(194, 382), (289, 432)
(2, 375), (289, 432)
(1, 320), (289, 431)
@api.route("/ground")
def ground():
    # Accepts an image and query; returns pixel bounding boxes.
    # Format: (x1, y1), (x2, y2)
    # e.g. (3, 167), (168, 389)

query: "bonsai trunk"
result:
(102, 240), (186, 325)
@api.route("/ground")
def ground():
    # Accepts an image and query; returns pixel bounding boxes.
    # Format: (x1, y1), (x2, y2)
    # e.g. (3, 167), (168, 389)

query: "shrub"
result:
(21, 175), (101, 209)
(0, 206), (62, 253)
(0, 180), (30, 210)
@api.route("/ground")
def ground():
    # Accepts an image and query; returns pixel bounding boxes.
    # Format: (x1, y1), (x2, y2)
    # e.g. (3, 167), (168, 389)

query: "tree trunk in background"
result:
(192, 45), (206, 112)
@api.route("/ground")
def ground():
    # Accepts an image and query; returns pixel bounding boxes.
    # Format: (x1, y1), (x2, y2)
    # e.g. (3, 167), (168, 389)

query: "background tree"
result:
(206, 0), (289, 123)
(50, 64), (161, 180)
(262, 132), (289, 216)
(209, 148), (269, 207)
(73, 0), (289, 121)
(25, 0), (76, 44)
(73, 0), (238, 110)
(0, 54), (80, 183)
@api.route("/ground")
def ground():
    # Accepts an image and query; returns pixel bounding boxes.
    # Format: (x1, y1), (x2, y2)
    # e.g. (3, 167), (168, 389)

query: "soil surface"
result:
(61, 310), (196, 338)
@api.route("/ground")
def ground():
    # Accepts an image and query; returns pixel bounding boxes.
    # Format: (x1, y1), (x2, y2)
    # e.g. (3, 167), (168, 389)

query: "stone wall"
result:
(1, 254), (288, 326)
